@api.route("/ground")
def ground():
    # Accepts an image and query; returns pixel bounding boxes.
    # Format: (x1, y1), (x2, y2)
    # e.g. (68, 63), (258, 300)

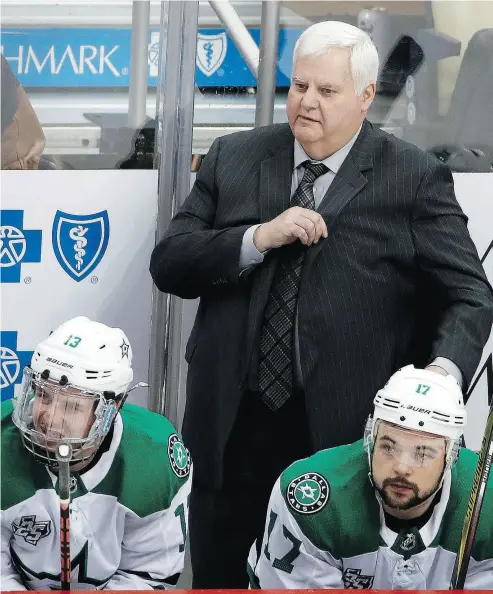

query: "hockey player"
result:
(1, 317), (192, 590)
(249, 365), (493, 589)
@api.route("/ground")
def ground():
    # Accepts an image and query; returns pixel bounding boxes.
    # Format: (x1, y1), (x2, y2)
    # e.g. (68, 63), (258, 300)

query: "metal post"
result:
(209, 0), (259, 78)
(148, 0), (199, 424)
(255, 0), (280, 127)
(128, 0), (151, 129)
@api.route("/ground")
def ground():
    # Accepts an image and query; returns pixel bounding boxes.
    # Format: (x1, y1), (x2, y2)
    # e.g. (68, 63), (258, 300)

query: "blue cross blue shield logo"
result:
(0, 332), (33, 401)
(0, 210), (42, 283)
(52, 211), (110, 282)
(196, 32), (227, 77)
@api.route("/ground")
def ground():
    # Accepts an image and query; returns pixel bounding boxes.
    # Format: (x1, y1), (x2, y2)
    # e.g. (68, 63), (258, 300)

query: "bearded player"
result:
(249, 366), (493, 589)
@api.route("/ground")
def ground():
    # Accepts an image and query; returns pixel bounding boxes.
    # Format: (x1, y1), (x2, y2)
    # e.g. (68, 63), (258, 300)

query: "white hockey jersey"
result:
(1, 400), (192, 590)
(249, 440), (493, 590)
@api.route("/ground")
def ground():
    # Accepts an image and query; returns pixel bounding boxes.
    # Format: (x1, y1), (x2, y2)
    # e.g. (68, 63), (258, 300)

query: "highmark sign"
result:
(0, 27), (300, 88)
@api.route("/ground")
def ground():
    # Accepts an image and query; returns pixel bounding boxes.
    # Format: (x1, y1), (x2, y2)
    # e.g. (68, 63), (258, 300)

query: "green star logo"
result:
(287, 472), (329, 515)
(296, 480), (320, 503)
(173, 442), (187, 470)
(168, 434), (191, 478)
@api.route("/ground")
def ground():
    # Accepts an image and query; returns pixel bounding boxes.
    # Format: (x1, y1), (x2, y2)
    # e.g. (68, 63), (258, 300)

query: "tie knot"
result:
(302, 160), (328, 182)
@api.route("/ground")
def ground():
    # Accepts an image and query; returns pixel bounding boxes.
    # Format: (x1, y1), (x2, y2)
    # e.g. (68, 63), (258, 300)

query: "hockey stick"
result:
(450, 402), (493, 589)
(56, 444), (73, 591)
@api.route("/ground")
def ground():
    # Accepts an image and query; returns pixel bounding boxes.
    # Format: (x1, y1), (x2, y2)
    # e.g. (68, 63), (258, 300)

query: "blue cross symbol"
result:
(0, 331), (33, 401)
(0, 210), (42, 283)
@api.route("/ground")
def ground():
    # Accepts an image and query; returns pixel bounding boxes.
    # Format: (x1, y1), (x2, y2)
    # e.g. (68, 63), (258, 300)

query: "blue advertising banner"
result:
(0, 28), (301, 88)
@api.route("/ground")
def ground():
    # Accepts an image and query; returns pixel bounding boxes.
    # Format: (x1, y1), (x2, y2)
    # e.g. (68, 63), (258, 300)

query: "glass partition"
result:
(1, 0), (163, 170)
(192, 0), (493, 172)
(3, 1), (492, 171)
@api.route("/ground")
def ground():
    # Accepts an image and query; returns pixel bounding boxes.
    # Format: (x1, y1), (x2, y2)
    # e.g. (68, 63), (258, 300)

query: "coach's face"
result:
(287, 48), (374, 160)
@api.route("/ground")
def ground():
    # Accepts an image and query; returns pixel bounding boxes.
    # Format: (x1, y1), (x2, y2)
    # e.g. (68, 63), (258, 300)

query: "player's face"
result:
(287, 48), (375, 159)
(372, 422), (446, 511)
(32, 382), (96, 450)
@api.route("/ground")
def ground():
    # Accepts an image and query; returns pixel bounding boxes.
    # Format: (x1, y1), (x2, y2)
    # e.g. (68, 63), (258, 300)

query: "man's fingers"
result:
(277, 208), (328, 246)
(298, 211), (327, 242)
(294, 218), (317, 244)
(290, 223), (310, 245)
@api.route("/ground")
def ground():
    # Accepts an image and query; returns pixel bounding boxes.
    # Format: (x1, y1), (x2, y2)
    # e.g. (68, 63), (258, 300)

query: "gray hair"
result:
(293, 21), (379, 96)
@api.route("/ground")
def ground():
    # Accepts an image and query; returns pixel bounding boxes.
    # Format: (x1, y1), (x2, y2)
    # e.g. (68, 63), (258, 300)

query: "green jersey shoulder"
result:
(1, 400), (191, 517)
(280, 440), (382, 558)
(280, 439), (493, 562)
(437, 447), (493, 561)
(2, 400), (53, 510)
(94, 402), (191, 515)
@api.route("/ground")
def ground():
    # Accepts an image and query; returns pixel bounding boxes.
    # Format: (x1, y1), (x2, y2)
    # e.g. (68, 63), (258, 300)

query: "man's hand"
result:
(425, 365), (448, 377)
(253, 206), (328, 252)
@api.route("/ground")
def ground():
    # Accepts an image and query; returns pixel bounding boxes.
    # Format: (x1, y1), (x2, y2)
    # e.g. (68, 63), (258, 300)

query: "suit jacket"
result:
(150, 121), (493, 488)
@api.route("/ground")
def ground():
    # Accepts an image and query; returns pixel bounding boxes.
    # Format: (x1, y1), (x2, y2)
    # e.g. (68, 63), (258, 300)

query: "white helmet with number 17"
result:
(364, 365), (466, 467)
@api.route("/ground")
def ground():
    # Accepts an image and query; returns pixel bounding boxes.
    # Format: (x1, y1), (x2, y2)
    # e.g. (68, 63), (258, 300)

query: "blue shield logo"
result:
(52, 211), (110, 282)
(196, 32), (227, 77)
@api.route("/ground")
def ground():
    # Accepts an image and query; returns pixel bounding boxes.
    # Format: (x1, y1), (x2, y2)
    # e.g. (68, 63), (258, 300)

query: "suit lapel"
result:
(305, 121), (375, 267)
(259, 136), (294, 223)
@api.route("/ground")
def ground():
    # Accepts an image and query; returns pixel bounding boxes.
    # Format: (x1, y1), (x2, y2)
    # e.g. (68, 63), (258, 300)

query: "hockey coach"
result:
(150, 20), (493, 588)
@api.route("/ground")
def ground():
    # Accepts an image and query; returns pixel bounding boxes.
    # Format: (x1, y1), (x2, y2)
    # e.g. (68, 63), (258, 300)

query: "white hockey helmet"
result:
(31, 316), (133, 395)
(364, 365), (466, 466)
(13, 317), (133, 468)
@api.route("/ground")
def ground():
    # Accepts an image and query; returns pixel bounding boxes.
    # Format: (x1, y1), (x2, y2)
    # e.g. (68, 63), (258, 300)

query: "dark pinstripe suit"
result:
(150, 120), (493, 585)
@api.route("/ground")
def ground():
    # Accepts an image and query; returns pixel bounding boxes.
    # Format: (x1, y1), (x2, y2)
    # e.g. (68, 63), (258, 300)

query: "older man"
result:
(150, 20), (493, 588)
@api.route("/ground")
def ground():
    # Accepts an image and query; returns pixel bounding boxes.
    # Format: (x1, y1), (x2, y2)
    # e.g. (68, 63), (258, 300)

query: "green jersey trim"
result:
(248, 562), (261, 589)
(1, 400), (53, 510)
(10, 540), (111, 588)
(431, 448), (493, 562)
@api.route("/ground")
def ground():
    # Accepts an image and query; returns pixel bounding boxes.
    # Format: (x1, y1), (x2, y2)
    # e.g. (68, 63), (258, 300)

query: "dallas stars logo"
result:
(168, 434), (191, 478)
(287, 472), (329, 515)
